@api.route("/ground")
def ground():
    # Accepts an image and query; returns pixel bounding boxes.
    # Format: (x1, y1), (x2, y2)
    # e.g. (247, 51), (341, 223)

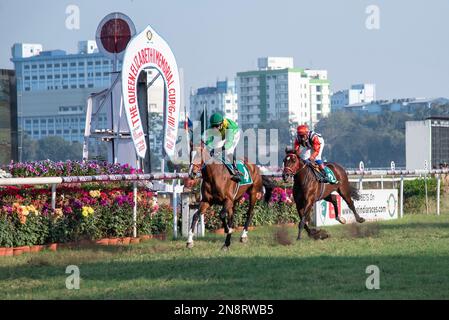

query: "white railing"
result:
(1, 168), (448, 238)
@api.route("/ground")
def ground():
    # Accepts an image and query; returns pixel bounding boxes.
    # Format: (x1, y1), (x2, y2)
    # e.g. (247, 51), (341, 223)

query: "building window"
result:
(39, 64), (44, 69)
(24, 65), (30, 70)
(70, 74), (76, 78)
(87, 61), (93, 66)
(31, 65), (37, 69)
(79, 62), (85, 66)
(95, 61), (101, 65)
(79, 84), (85, 89)
(62, 63), (67, 67)
(54, 63), (60, 68)
(70, 62), (76, 67)
(71, 84), (77, 89)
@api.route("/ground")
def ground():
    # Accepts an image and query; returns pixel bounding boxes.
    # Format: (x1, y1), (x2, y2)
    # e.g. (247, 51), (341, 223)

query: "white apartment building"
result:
(236, 57), (331, 129)
(331, 83), (376, 111)
(190, 80), (238, 123)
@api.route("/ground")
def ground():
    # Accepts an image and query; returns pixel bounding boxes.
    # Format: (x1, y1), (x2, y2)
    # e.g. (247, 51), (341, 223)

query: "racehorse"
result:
(282, 148), (365, 240)
(187, 145), (274, 250)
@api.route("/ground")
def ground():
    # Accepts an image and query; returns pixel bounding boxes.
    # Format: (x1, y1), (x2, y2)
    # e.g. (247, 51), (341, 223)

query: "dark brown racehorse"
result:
(282, 148), (365, 240)
(187, 145), (274, 250)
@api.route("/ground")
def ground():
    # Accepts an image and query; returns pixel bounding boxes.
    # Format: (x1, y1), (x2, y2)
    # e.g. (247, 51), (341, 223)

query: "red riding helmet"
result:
(297, 124), (309, 136)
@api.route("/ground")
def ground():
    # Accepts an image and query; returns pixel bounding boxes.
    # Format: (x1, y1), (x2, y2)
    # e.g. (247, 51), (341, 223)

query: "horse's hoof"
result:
(240, 236), (248, 243)
(336, 217), (346, 224)
(221, 245), (230, 251)
(186, 242), (194, 249)
(319, 231), (330, 240)
(357, 217), (366, 223)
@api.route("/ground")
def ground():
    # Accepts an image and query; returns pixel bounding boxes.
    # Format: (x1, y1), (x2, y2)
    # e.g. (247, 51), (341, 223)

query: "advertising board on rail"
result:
(314, 189), (398, 226)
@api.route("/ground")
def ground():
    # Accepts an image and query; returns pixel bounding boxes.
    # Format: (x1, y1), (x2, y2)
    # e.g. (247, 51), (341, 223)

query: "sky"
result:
(0, 0), (448, 100)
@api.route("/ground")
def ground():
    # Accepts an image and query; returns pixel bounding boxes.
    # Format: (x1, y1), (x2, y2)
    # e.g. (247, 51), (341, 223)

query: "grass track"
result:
(1, 214), (449, 299)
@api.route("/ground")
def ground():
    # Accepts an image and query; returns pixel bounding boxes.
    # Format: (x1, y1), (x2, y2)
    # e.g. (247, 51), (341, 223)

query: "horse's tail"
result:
(350, 185), (361, 201)
(262, 175), (275, 203)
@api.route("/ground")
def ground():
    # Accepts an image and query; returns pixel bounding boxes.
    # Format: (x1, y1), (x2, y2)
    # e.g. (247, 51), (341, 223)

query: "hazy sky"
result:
(1, 0), (448, 99)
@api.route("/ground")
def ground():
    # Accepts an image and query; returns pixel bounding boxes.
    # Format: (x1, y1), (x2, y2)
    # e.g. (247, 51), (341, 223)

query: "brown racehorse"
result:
(187, 145), (274, 250)
(282, 148), (365, 240)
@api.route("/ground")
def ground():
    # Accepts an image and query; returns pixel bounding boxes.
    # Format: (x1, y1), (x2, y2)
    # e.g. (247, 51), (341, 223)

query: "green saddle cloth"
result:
(223, 160), (253, 185)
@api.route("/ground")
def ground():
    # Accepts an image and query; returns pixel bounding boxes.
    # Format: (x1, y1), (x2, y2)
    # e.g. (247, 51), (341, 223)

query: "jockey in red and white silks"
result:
(294, 124), (338, 184)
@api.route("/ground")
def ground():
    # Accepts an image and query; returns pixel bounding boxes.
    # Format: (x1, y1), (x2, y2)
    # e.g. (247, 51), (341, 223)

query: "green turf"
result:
(1, 214), (449, 300)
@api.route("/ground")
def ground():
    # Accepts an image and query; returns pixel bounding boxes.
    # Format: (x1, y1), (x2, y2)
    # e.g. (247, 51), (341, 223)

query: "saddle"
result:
(308, 162), (328, 183)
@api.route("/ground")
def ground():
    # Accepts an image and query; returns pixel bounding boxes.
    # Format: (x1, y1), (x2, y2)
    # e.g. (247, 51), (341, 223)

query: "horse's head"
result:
(188, 144), (210, 179)
(282, 147), (303, 182)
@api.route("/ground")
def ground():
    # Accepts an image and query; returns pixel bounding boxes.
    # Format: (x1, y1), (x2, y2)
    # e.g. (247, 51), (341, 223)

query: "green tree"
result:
(35, 136), (83, 161)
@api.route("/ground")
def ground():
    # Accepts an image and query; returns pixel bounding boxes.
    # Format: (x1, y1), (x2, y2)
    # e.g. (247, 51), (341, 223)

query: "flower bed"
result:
(5, 160), (142, 178)
(203, 187), (298, 231)
(0, 161), (299, 251)
(0, 184), (172, 248)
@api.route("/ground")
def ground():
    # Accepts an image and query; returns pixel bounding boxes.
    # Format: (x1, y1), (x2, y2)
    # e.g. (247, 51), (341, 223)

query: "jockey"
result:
(205, 113), (242, 182)
(294, 124), (338, 184)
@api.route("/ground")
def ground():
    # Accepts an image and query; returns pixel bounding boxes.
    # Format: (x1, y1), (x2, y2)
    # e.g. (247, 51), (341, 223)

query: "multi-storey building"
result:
(331, 84), (376, 111)
(190, 80), (238, 123)
(0, 69), (18, 164)
(236, 57), (330, 129)
(11, 41), (113, 160)
(406, 116), (449, 170)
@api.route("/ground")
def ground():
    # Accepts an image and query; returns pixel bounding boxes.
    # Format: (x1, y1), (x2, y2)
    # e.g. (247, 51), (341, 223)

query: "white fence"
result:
(1, 168), (448, 238)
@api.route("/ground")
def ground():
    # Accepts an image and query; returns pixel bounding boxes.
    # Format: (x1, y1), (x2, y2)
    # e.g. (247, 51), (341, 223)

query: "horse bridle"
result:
(283, 153), (307, 176)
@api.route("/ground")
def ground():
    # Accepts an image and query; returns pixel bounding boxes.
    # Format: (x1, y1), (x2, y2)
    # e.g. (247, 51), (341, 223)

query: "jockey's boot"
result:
(319, 164), (338, 184)
(231, 161), (243, 182)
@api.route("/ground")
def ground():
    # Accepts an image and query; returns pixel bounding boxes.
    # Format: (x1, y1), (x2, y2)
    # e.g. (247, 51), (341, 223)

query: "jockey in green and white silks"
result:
(205, 113), (242, 182)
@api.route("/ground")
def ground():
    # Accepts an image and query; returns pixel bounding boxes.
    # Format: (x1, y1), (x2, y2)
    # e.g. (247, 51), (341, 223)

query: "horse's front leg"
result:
(297, 200), (314, 240)
(221, 199), (234, 250)
(240, 190), (257, 243)
(186, 201), (209, 248)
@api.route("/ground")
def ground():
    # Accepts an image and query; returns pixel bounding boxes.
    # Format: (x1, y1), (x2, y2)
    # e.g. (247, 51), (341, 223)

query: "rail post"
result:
(51, 184), (57, 210)
(400, 175), (404, 219)
(437, 174), (441, 216)
(133, 181), (137, 238)
(172, 171), (178, 239)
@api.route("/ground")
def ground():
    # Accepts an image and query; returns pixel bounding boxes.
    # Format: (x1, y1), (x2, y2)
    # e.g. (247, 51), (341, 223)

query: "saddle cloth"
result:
(223, 160), (253, 186)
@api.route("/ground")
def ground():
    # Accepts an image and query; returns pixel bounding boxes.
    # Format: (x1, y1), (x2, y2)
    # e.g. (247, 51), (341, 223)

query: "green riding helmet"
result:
(210, 113), (224, 127)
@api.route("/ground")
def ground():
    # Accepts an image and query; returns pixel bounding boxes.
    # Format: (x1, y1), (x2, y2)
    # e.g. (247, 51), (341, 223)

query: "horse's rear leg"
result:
(327, 194), (346, 224)
(338, 186), (365, 223)
(186, 201), (209, 248)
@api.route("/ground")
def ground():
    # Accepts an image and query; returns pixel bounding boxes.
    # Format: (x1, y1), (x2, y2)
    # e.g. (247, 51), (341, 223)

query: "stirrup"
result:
(231, 174), (242, 182)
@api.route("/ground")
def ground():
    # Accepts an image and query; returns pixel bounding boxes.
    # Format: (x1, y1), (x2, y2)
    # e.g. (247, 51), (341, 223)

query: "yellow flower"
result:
(26, 205), (39, 216)
(81, 206), (94, 217)
(54, 208), (63, 217)
(20, 206), (30, 216)
(89, 190), (101, 198)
